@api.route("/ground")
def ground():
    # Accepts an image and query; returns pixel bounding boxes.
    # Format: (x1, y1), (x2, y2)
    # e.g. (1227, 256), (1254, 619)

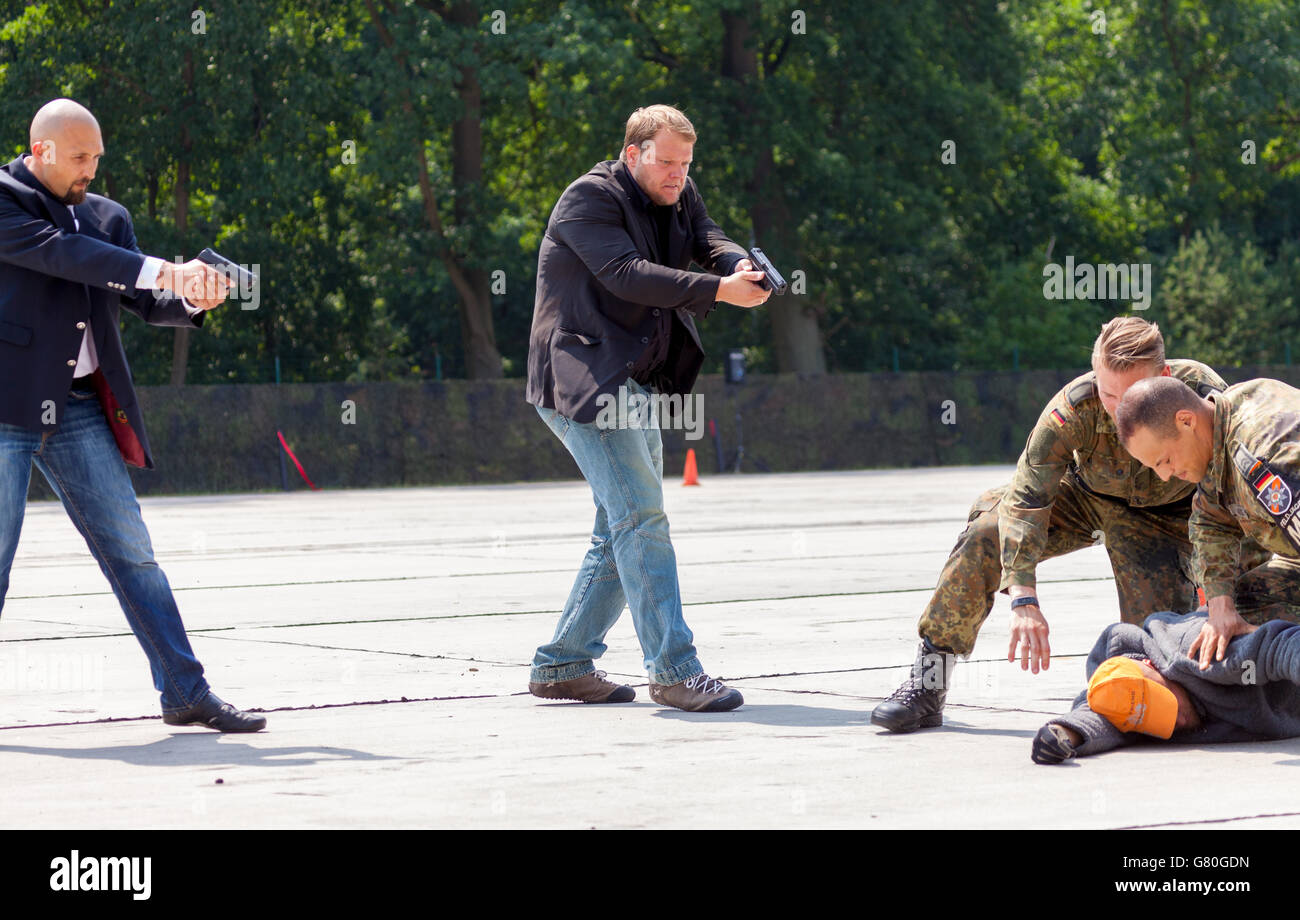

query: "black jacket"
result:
(525, 159), (746, 423)
(0, 156), (202, 468)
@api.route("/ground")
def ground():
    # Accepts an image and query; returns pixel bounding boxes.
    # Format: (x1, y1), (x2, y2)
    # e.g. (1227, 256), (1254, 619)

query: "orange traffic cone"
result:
(682, 448), (700, 486)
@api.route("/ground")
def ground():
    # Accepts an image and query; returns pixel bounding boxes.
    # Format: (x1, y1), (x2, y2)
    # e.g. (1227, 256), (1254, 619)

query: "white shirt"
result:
(70, 205), (197, 376)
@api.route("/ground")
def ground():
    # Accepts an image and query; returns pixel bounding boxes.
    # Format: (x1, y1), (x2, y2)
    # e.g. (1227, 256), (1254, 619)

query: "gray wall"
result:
(25, 365), (1297, 499)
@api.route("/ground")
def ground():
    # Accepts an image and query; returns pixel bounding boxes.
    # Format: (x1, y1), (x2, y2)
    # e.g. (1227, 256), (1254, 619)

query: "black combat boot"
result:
(871, 638), (957, 733)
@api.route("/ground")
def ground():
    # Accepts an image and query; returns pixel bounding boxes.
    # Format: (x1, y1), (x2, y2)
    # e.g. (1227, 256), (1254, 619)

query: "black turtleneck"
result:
(621, 162), (677, 390)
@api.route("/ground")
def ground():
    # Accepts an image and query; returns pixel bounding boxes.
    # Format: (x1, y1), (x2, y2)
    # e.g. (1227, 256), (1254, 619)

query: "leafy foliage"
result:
(0, 0), (1295, 381)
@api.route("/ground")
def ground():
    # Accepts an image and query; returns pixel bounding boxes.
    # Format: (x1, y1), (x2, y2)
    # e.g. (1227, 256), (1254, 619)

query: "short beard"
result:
(60, 184), (88, 205)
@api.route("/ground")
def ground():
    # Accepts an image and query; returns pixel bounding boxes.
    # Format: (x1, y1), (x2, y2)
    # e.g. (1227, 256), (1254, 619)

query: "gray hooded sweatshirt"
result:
(1053, 611), (1300, 756)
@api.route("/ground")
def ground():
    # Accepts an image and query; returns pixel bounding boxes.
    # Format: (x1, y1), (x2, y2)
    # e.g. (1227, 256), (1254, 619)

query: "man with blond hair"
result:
(1116, 374), (1300, 672)
(525, 104), (769, 711)
(873, 316), (1233, 733)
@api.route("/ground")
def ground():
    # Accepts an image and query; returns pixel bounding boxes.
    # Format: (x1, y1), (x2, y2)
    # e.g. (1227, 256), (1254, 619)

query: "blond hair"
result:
(1092, 316), (1166, 373)
(620, 104), (696, 162)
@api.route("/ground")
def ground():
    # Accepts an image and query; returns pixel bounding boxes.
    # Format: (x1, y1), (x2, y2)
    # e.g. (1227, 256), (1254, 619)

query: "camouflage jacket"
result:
(999, 359), (1226, 591)
(1194, 378), (1300, 600)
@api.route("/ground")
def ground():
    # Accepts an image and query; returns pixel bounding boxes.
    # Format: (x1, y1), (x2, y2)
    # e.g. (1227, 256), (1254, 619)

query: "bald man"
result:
(1116, 375), (1300, 674)
(0, 99), (264, 731)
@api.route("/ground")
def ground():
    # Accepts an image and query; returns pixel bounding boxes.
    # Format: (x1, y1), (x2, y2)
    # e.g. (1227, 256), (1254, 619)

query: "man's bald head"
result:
(1115, 376), (1203, 443)
(29, 98), (100, 148)
(1116, 376), (1217, 483)
(25, 98), (103, 205)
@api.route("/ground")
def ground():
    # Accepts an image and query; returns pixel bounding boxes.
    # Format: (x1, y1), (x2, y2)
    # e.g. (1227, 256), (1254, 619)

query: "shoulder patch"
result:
(1066, 379), (1097, 409)
(1235, 446), (1300, 555)
(1243, 455), (1300, 554)
(1233, 444), (1262, 481)
(1256, 470), (1293, 516)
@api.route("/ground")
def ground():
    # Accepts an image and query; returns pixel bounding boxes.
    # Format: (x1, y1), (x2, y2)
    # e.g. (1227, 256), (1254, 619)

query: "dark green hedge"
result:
(23, 365), (1297, 499)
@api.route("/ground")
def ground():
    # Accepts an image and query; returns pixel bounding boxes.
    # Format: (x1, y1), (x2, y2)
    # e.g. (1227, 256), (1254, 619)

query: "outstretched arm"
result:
(1188, 491), (1255, 669)
(0, 192), (146, 292)
(1001, 391), (1100, 674)
(551, 179), (724, 314)
(118, 218), (229, 326)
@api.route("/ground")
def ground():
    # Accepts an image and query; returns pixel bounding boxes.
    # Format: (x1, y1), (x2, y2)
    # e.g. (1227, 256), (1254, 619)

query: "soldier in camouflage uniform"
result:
(1117, 375), (1300, 672)
(872, 317), (1230, 733)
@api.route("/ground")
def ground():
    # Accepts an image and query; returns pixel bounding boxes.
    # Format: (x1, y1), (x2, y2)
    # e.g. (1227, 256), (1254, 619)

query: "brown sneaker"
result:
(649, 673), (743, 712)
(528, 670), (636, 704)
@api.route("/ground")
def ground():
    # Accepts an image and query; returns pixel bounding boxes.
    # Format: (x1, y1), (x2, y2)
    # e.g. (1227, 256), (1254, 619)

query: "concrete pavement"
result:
(3, 468), (1299, 828)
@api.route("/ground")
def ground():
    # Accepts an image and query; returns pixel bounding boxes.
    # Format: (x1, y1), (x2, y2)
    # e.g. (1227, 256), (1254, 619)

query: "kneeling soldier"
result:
(1117, 374), (1300, 671)
(873, 317), (1229, 732)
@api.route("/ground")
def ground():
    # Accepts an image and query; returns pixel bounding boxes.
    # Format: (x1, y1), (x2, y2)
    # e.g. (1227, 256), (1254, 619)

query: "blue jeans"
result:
(0, 390), (209, 713)
(533, 381), (702, 685)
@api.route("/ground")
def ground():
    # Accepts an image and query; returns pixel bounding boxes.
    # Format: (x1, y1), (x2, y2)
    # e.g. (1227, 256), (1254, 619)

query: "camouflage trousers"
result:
(918, 476), (1202, 656)
(1234, 557), (1300, 624)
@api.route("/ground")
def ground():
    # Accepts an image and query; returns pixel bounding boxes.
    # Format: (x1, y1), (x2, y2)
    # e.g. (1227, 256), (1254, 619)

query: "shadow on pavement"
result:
(0, 733), (401, 768)
(650, 703), (868, 727)
(1122, 738), (1300, 759)
(922, 724), (1038, 739)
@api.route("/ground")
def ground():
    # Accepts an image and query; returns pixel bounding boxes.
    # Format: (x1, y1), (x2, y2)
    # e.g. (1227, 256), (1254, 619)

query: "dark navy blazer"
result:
(0, 156), (203, 468)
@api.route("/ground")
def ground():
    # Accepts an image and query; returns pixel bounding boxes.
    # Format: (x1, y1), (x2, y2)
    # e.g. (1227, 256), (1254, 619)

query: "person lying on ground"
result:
(1032, 610), (1300, 763)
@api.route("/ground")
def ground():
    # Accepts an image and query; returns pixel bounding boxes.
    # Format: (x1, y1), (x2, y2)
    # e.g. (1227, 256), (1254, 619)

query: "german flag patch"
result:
(1255, 470), (1292, 515)
(1236, 444), (1300, 553)
(1050, 407), (1070, 427)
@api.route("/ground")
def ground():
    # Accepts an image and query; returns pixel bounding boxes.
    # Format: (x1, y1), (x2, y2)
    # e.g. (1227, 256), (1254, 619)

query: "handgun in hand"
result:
(748, 247), (787, 295)
(197, 247), (257, 290)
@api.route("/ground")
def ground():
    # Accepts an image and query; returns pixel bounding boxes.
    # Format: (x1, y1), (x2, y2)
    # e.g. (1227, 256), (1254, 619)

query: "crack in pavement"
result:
(0, 686), (1069, 735)
(1116, 810), (1300, 829)
(195, 633), (530, 668)
(1, 624), (1093, 679)
(0, 576), (1121, 642)
(3, 562), (1117, 600)
(0, 692), (509, 733)
(11, 515), (977, 567)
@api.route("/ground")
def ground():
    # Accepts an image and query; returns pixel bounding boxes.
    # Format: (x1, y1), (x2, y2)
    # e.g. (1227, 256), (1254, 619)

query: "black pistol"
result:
(748, 247), (787, 295)
(197, 247), (257, 290)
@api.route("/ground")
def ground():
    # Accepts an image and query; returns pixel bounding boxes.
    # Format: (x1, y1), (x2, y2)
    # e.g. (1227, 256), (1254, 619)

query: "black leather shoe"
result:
(871, 639), (956, 733)
(164, 692), (267, 732)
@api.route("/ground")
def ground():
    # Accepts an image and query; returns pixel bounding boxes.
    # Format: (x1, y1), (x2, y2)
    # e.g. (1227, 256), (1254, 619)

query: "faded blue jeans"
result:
(0, 390), (210, 713)
(533, 379), (703, 685)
